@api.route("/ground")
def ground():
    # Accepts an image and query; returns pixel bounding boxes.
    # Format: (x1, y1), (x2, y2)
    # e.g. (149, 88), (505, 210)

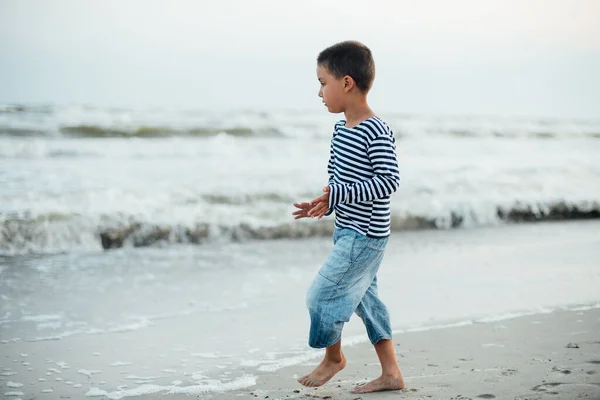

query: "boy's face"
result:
(317, 64), (347, 114)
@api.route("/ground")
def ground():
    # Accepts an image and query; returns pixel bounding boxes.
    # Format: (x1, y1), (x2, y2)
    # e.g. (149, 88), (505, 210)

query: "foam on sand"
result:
(101, 375), (256, 399)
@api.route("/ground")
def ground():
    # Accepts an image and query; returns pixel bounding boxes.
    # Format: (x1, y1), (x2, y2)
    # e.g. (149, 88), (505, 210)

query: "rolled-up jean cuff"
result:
(370, 335), (392, 345)
(309, 334), (342, 349)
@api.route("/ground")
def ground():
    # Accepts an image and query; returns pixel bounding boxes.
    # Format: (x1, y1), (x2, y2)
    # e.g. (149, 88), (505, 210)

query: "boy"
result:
(292, 41), (404, 394)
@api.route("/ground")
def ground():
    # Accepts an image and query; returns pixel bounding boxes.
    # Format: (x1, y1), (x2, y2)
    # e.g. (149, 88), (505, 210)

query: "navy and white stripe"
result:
(325, 116), (400, 237)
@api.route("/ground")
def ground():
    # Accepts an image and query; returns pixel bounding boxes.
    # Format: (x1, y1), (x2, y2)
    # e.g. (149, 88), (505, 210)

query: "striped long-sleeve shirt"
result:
(325, 116), (400, 238)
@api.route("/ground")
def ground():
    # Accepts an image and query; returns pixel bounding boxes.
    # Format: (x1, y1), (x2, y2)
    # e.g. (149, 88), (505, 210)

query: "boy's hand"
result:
(292, 187), (331, 220)
(308, 186), (330, 220)
(292, 202), (312, 220)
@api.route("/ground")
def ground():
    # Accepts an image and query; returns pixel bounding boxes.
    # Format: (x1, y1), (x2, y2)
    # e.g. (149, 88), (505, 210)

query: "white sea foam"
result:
(570, 303), (600, 311)
(21, 314), (62, 322)
(85, 387), (108, 397)
(104, 375), (256, 399)
(191, 352), (224, 359)
(6, 382), (23, 388)
(124, 375), (163, 381)
(29, 319), (153, 342)
(110, 361), (133, 367)
(78, 369), (103, 377)
(56, 361), (69, 369)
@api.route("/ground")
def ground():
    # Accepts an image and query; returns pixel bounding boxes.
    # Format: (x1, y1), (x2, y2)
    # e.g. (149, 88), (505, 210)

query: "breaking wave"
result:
(2, 103), (599, 140)
(0, 125), (283, 138)
(1, 200), (598, 256)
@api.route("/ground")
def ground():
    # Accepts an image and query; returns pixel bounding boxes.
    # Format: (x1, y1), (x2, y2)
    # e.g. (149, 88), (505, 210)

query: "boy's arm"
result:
(327, 135), (400, 209)
(327, 143), (335, 185)
(324, 144), (335, 216)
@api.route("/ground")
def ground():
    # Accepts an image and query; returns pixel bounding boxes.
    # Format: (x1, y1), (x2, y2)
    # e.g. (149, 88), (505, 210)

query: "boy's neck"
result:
(343, 100), (375, 129)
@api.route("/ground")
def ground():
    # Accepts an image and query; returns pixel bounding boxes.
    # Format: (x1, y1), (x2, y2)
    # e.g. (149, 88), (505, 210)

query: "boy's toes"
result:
(351, 383), (365, 393)
(297, 375), (308, 385)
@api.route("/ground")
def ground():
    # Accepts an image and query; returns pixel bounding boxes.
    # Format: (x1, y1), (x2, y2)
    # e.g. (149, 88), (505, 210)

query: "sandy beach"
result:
(2, 307), (598, 399)
(219, 307), (600, 400)
(1, 220), (599, 399)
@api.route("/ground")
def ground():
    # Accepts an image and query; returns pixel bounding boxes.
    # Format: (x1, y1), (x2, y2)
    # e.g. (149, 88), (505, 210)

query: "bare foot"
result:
(351, 374), (405, 394)
(297, 353), (346, 387)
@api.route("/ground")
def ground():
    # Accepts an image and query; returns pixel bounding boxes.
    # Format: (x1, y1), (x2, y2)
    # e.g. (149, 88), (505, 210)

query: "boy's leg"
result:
(300, 229), (379, 387)
(297, 339), (346, 387)
(354, 276), (392, 344)
(352, 277), (405, 393)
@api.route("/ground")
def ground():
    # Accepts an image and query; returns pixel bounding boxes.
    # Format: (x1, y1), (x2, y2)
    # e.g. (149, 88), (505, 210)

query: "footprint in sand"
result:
(532, 382), (562, 392)
(551, 366), (571, 374)
(500, 369), (518, 376)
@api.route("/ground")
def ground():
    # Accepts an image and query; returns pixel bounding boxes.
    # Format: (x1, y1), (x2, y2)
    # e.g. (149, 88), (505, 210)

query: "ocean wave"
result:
(1, 200), (598, 255)
(60, 125), (284, 138)
(0, 105), (27, 113)
(0, 124), (284, 138)
(3, 125), (600, 140)
(2, 104), (599, 140)
(199, 193), (296, 205)
(0, 127), (47, 137)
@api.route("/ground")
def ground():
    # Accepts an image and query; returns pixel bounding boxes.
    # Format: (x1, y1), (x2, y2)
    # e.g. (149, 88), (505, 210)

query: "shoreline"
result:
(2, 307), (598, 399)
(1, 220), (598, 399)
(216, 307), (600, 400)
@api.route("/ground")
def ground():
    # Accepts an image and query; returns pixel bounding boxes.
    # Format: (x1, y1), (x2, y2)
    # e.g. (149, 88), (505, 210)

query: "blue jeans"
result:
(306, 227), (392, 348)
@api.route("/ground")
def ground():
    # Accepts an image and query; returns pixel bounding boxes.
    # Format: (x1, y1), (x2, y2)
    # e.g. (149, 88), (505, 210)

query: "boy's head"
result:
(317, 41), (375, 113)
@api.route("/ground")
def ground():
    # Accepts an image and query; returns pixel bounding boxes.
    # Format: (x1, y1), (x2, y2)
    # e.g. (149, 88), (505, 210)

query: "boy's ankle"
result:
(381, 370), (403, 379)
(325, 352), (344, 364)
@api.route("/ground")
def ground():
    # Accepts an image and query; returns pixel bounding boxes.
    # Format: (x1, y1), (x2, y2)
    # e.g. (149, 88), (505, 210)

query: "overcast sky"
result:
(1, 0), (599, 118)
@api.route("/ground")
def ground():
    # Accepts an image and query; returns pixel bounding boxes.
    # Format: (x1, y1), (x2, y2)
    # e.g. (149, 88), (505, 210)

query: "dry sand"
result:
(219, 308), (600, 400)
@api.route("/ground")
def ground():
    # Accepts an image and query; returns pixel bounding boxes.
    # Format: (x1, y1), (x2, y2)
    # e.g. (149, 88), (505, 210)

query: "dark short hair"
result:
(317, 41), (375, 92)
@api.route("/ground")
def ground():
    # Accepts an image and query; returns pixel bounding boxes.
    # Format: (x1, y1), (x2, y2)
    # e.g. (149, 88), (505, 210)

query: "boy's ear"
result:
(343, 75), (355, 92)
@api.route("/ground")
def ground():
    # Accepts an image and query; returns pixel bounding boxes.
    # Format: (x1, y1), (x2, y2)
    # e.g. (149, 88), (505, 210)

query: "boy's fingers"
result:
(308, 202), (327, 217)
(310, 194), (328, 205)
(308, 203), (322, 214)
